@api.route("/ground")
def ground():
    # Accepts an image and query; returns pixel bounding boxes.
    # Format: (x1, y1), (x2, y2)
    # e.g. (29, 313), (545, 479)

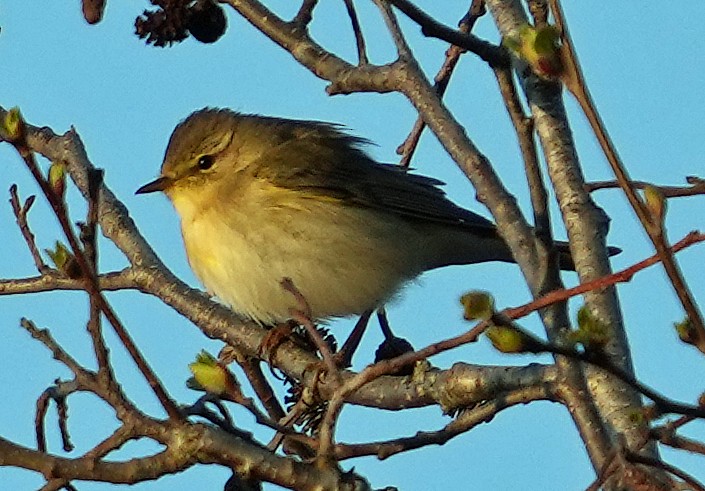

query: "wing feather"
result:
(250, 120), (497, 233)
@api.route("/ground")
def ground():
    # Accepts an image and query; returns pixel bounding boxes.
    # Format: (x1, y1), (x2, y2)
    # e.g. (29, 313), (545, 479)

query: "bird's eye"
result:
(197, 155), (215, 171)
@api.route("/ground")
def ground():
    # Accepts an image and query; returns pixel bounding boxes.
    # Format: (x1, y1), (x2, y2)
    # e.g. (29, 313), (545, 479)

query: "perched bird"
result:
(136, 108), (600, 325)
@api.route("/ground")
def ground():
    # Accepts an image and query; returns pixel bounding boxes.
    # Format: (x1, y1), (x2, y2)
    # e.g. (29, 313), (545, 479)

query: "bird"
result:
(136, 108), (613, 326)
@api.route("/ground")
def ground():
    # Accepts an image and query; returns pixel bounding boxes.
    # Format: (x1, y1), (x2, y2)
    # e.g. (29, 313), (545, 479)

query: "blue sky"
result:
(2, 1), (705, 490)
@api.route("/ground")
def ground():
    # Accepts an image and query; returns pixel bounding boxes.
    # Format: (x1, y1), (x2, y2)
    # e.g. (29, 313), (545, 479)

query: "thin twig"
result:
(317, 319), (492, 460)
(374, 0), (412, 58)
(625, 451), (705, 491)
(83, 168), (111, 374)
(493, 66), (552, 244)
(503, 324), (705, 419)
(504, 231), (705, 320)
(316, 231), (705, 459)
(266, 399), (309, 451)
(292, 0), (317, 26)
(334, 384), (554, 460)
(343, 0), (368, 64)
(22, 319), (93, 380)
(9, 184), (47, 272)
(0, 269), (136, 295)
(35, 380), (79, 452)
(585, 178), (705, 198)
(387, 0), (507, 66)
(397, 1), (485, 167)
(281, 278), (339, 381)
(652, 427), (705, 456)
(220, 346), (285, 421)
(183, 396), (254, 440)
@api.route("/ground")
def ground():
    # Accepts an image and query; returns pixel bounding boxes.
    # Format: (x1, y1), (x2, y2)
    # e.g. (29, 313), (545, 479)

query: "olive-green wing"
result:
(250, 121), (497, 233)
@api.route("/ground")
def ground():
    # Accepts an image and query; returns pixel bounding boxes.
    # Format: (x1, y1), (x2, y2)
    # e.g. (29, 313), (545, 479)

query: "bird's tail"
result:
(428, 227), (621, 272)
(555, 241), (622, 271)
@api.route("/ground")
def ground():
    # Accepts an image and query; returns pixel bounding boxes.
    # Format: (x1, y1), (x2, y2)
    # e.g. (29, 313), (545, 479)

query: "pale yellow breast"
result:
(170, 179), (431, 324)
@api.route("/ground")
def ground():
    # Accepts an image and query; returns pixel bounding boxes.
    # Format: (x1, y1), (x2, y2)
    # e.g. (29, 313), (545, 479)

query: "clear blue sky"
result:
(2, 2), (705, 490)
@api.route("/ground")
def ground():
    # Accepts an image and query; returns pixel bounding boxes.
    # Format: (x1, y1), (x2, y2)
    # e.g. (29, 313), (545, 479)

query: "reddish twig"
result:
(504, 231), (705, 320)
(280, 278), (339, 380)
(316, 230), (705, 459)
(586, 177), (705, 198)
(551, 0), (705, 353)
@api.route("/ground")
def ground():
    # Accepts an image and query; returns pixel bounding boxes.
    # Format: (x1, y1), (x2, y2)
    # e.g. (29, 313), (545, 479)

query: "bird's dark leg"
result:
(377, 307), (393, 340)
(374, 307), (415, 375)
(334, 309), (374, 368)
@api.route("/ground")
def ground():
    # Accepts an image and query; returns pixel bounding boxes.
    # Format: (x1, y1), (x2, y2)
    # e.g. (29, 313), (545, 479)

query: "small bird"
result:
(136, 108), (601, 325)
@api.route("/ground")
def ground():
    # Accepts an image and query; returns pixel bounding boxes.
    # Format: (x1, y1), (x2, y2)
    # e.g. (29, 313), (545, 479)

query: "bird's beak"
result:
(135, 176), (172, 195)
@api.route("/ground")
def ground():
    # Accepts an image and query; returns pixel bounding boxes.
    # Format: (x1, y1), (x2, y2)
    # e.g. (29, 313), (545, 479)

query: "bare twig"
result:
(373, 0), (412, 58)
(0, 269), (136, 295)
(9, 184), (47, 272)
(220, 346), (285, 421)
(493, 66), (551, 240)
(280, 278), (339, 381)
(334, 384), (555, 460)
(652, 427), (705, 456)
(315, 231), (705, 461)
(387, 0), (507, 66)
(625, 451), (705, 491)
(343, 0), (368, 64)
(292, 0), (317, 26)
(83, 168), (111, 373)
(43, 426), (138, 491)
(183, 396), (254, 440)
(527, 335), (705, 419)
(267, 399), (309, 451)
(585, 177), (705, 198)
(397, 1), (485, 167)
(504, 231), (705, 320)
(20, 318), (138, 419)
(35, 380), (79, 452)
(317, 319), (492, 460)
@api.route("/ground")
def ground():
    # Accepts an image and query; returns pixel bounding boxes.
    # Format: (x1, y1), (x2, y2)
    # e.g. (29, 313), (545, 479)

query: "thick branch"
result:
(485, 0), (655, 470)
(0, 422), (369, 490)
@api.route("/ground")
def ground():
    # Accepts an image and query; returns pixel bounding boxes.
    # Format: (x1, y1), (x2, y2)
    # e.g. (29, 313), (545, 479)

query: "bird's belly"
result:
(181, 203), (422, 325)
